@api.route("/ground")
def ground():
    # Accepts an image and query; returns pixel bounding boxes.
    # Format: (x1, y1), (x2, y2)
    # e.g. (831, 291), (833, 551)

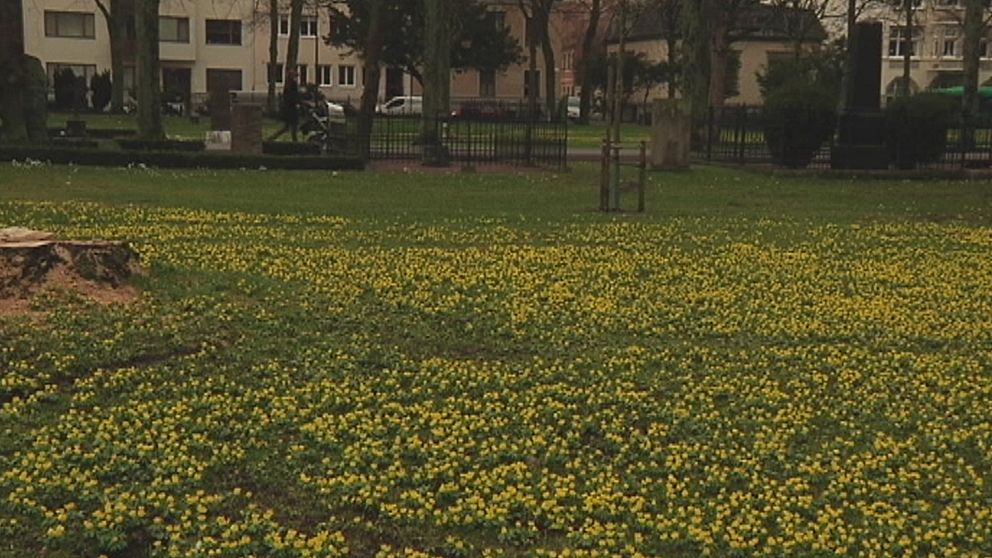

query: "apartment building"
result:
(878, 0), (992, 101)
(22, 0), (564, 110)
(608, 2), (827, 106)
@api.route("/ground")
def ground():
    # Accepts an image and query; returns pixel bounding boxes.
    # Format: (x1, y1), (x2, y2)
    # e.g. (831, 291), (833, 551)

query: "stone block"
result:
(650, 99), (691, 170)
(230, 104), (263, 155)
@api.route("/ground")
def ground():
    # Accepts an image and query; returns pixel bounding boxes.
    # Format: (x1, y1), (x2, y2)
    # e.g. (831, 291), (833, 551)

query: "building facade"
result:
(876, 0), (992, 102)
(23, 0), (564, 111)
(607, 2), (827, 107)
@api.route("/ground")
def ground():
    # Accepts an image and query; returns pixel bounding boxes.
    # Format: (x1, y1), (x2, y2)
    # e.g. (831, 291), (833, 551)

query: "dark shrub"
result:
(54, 69), (78, 110)
(885, 93), (955, 169)
(762, 80), (836, 168)
(91, 71), (112, 112)
(117, 139), (206, 152)
(263, 141), (320, 156)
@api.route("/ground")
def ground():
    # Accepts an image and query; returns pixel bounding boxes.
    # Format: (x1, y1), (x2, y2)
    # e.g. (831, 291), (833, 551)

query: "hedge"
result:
(0, 146), (365, 170)
(50, 138), (100, 149)
(48, 128), (136, 139)
(263, 141), (322, 156)
(117, 138), (206, 152)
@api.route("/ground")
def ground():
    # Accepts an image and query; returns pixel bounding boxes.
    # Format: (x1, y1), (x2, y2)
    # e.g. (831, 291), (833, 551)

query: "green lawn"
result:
(48, 112), (286, 141)
(567, 121), (652, 149)
(1, 163), (991, 558)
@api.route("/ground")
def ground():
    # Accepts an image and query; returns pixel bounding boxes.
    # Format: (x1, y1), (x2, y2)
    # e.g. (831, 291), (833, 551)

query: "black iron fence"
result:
(692, 104), (992, 171)
(692, 105), (833, 169)
(364, 113), (568, 169)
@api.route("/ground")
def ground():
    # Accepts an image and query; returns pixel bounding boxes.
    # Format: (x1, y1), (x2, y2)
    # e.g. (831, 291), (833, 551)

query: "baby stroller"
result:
(299, 86), (347, 152)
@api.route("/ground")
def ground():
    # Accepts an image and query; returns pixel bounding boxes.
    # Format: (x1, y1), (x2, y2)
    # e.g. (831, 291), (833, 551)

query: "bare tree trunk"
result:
(840, 0), (858, 112)
(267, 0), (279, 114)
(681, 0), (713, 122)
(901, 0), (912, 97)
(524, 6), (539, 164)
(536, 5), (557, 119)
(963, 0), (983, 120)
(359, 0), (386, 161)
(527, 21), (540, 120)
(285, 0), (304, 79)
(707, 15), (730, 112)
(95, 0), (129, 113)
(0, 0), (27, 142)
(666, 36), (678, 98)
(963, 0), (983, 149)
(612, 0), (627, 144)
(423, 0), (452, 165)
(135, 0), (163, 139)
(578, 0), (601, 123)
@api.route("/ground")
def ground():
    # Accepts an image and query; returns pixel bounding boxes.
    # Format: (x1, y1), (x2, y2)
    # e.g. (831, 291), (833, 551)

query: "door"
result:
(206, 69), (243, 97)
(385, 68), (404, 100)
(162, 67), (192, 115)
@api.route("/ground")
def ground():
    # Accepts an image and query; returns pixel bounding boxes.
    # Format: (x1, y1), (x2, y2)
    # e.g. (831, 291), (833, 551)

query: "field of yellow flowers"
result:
(1, 164), (990, 558)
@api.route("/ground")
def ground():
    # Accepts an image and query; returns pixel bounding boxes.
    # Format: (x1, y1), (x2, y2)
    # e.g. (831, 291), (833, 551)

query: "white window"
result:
(888, 27), (921, 57)
(296, 64), (308, 84)
(479, 69), (496, 97)
(318, 64), (333, 86)
(301, 16), (318, 37)
(279, 15), (318, 37)
(44, 11), (95, 38)
(159, 16), (189, 43)
(942, 27), (960, 57)
(268, 63), (284, 84)
(338, 65), (356, 87)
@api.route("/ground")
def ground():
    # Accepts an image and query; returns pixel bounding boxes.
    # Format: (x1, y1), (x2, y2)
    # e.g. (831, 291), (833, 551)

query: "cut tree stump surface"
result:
(0, 227), (142, 309)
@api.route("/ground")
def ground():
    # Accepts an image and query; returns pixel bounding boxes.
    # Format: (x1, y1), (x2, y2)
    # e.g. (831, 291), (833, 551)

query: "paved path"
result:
(568, 146), (645, 162)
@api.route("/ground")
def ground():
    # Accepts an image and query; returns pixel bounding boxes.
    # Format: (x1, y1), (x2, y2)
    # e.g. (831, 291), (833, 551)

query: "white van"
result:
(377, 96), (423, 116)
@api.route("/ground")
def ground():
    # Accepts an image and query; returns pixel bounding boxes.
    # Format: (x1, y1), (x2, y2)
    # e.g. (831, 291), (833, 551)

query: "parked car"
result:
(567, 96), (581, 122)
(450, 99), (544, 121)
(377, 96), (422, 116)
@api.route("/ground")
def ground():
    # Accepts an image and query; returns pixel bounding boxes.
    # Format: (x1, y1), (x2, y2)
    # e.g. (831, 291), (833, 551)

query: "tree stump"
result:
(0, 227), (141, 302)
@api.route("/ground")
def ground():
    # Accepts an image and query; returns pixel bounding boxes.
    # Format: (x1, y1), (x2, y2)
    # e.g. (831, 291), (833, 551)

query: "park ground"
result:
(0, 162), (991, 558)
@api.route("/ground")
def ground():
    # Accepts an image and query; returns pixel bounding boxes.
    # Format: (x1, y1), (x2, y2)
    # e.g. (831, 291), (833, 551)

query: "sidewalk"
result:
(569, 146), (646, 162)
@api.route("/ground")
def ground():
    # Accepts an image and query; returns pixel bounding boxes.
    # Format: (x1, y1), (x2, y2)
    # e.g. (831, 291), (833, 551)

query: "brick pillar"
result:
(230, 104), (263, 155)
(210, 92), (232, 131)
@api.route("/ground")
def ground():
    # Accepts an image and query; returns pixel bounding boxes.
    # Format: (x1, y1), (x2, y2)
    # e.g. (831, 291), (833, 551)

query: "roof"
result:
(612, 2), (828, 45)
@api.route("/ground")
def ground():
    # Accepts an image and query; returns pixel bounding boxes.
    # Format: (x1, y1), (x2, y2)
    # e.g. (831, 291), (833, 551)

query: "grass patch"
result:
(0, 163), (990, 558)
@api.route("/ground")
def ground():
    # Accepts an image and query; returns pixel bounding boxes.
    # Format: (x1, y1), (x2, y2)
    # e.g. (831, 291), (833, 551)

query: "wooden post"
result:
(600, 139), (610, 211)
(638, 141), (647, 213)
(610, 144), (621, 211)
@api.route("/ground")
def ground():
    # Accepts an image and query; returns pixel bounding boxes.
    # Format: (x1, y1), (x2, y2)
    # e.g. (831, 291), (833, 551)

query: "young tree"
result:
(135, 0), (163, 138)
(892, 0), (922, 96)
